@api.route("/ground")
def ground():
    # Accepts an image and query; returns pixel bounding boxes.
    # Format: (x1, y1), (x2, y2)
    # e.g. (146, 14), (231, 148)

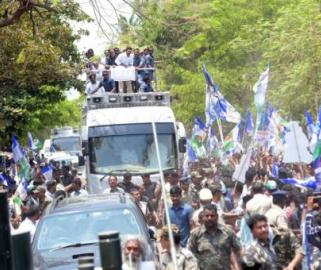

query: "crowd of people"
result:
(103, 151), (321, 270)
(1, 148), (321, 270)
(0, 153), (86, 240)
(84, 46), (155, 95)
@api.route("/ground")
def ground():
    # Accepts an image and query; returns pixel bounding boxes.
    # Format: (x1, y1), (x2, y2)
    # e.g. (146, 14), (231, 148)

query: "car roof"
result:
(45, 193), (135, 216)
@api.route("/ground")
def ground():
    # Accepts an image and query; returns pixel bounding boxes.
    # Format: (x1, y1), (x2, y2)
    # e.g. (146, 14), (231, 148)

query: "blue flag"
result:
(192, 117), (207, 141)
(237, 121), (244, 143)
(280, 178), (317, 189)
(304, 111), (314, 139)
(11, 135), (24, 162)
(202, 64), (241, 125)
(317, 105), (321, 138)
(262, 102), (273, 130)
(187, 141), (197, 162)
(0, 173), (8, 187)
(311, 156), (321, 185)
(271, 163), (279, 178)
(245, 111), (253, 135)
(40, 164), (53, 181)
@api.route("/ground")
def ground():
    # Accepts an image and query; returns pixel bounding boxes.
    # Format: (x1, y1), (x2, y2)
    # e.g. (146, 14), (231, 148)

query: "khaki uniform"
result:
(188, 184), (203, 202)
(188, 225), (241, 270)
(242, 228), (304, 270)
(161, 247), (199, 270)
(265, 205), (288, 230)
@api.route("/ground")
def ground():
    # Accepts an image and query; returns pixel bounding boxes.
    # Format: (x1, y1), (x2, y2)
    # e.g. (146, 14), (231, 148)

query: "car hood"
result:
(33, 245), (101, 270)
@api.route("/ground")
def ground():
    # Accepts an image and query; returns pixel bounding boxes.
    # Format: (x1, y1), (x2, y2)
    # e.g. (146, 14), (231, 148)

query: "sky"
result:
(66, 0), (132, 100)
(75, 0), (132, 55)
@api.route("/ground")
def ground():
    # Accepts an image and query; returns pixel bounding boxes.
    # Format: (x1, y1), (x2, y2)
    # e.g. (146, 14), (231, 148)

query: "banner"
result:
(110, 66), (136, 81)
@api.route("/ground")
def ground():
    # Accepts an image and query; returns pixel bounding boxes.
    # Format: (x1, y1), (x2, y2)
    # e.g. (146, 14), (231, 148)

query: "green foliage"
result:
(118, 0), (321, 126)
(0, 0), (88, 144)
(28, 97), (82, 141)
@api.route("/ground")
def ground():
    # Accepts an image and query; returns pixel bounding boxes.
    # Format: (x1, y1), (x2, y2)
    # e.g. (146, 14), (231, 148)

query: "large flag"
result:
(253, 67), (269, 111)
(304, 111), (314, 139)
(202, 64), (241, 125)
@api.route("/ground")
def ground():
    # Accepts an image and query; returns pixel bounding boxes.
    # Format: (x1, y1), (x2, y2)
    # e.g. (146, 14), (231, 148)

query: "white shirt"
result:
(45, 191), (54, 202)
(246, 193), (272, 216)
(70, 189), (88, 197)
(96, 63), (106, 82)
(85, 81), (104, 96)
(115, 52), (134, 66)
(15, 217), (37, 241)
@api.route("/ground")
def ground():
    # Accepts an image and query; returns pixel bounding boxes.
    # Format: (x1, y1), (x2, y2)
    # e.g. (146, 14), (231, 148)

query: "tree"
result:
(0, 0), (89, 144)
(117, 0), (321, 127)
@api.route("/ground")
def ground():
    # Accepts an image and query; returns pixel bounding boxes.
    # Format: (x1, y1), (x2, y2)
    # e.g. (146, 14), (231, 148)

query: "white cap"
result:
(199, 188), (213, 201)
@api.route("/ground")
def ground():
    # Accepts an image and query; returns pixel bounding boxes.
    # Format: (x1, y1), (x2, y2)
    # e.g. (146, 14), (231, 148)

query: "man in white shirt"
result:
(103, 175), (125, 194)
(45, 180), (57, 202)
(16, 205), (39, 241)
(70, 177), (88, 197)
(115, 47), (134, 93)
(85, 73), (104, 96)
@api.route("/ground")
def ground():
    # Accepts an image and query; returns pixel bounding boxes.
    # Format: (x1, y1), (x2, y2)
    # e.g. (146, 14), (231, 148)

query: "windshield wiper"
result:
(51, 241), (98, 251)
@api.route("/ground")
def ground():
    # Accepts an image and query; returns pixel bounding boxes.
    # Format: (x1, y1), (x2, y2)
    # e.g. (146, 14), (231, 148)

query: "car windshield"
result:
(89, 133), (176, 174)
(35, 208), (141, 251)
(51, 137), (80, 152)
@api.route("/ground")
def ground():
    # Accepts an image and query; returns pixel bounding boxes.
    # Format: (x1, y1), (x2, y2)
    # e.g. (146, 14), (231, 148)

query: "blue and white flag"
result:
(245, 111), (253, 135)
(271, 163), (279, 178)
(253, 67), (269, 111)
(280, 178), (317, 190)
(202, 64), (241, 125)
(187, 141), (197, 162)
(207, 127), (217, 152)
(11, 135), (24, 162)
(40, 164), (53, 181)
(311, 156), (321, 185)
(304, 111), (314, 139)
(27, 131), (35, 149)
(0, 173), (8, 187)
(192, 117), (207, 140)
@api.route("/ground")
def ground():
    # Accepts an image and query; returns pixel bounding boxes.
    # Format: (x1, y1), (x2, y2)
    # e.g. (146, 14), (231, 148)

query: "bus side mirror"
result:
(78, 156), (85, 166)
(178, 138), (186, 153)
(82, 141), (89, 156)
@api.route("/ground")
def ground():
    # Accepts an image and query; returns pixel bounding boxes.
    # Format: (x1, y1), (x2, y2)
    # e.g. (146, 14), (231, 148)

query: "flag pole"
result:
(151, 122), (178, 270)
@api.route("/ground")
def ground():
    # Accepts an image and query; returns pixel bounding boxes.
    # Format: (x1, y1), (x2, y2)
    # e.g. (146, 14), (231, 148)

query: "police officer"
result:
(159, 225), (198, 270)
(188, 204), (241, 270)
